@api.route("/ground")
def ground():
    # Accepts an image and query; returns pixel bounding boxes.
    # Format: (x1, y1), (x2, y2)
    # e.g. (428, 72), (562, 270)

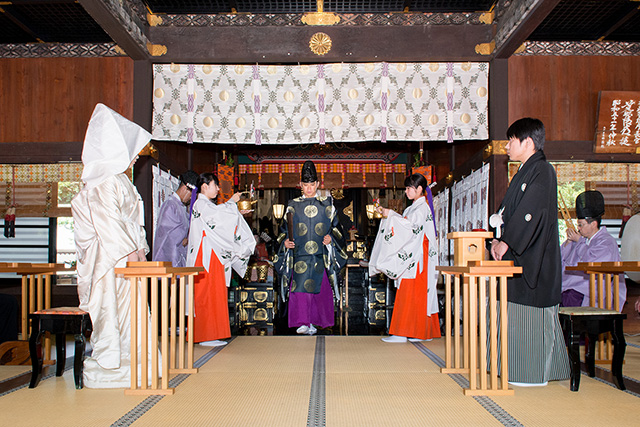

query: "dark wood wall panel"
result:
(0, 57), (134, 143)
(508, 56), (640, 142)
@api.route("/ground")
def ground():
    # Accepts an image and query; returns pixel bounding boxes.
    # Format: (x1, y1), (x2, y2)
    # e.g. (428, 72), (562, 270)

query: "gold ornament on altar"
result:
(343, 201), (354, 222)
(309, 32), (332, 56)
(302, 0), (340, 26)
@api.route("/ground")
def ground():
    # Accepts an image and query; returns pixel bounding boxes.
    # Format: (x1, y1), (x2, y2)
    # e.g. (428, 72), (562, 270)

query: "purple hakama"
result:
(288, 272), (334, 329)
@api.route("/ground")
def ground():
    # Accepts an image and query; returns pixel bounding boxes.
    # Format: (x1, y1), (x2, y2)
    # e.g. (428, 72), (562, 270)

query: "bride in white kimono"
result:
(71, 104), (153, 388)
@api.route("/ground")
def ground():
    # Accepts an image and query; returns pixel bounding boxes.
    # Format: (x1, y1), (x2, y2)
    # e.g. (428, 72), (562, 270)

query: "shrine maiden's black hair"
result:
(404, 173), (429, 194)
(196, 172), (219, 193)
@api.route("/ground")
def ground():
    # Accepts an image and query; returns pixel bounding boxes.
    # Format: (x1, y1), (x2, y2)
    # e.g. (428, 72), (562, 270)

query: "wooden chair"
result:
(558, 306), (626, 392)
(28, 307), (92, 389)
(565, 261), (639, 362)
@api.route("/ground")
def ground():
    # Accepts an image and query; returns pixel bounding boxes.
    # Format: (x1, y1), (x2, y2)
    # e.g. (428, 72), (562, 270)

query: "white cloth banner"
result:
(447, 163), (490, 260)
(152, 165), (180, 238)
(152, 62), (489, 144)
(433, 187), (450, 267)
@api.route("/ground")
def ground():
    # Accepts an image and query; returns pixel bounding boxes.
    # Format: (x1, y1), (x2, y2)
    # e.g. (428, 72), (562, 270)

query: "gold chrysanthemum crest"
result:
(309, 32), (332, 56)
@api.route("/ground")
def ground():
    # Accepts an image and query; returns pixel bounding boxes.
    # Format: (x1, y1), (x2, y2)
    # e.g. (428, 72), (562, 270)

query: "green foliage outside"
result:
(58, 182), (82, 207)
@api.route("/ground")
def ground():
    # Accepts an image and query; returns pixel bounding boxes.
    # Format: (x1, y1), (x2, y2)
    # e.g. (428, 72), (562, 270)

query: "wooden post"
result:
(170, 278), (177, 370)
(489, 276), (498, 390)
(161, 276), (169, 390)
(130, 277), (138, 391)
(140, 277), (149, 391)
(21, 275), (28, 340)
(444, 274), (451, 370)
(499, 276), (509, 391)
(478, 276), (487, 391)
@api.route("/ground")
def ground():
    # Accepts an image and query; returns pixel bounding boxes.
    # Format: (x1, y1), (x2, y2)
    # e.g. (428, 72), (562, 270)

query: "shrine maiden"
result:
(369, 173), (441, 343)
(186, 173), (255, 346)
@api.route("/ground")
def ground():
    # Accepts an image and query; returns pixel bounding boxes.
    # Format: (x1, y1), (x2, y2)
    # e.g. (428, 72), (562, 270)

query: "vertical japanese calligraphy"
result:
(595, 91), (640, 153)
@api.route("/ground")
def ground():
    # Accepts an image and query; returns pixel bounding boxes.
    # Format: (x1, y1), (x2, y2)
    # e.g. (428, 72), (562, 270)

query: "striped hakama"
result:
(497, 302), (571, 383)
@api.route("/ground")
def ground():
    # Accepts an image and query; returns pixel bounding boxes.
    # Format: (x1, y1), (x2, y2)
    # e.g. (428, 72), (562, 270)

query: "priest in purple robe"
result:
(152, 170), (198, 267)
(561, 190), (626, 310)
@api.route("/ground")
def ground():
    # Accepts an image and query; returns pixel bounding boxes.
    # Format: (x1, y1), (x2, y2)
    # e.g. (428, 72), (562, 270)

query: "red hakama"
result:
(389, 237), (441, 340)
(192, 237), (231, 342)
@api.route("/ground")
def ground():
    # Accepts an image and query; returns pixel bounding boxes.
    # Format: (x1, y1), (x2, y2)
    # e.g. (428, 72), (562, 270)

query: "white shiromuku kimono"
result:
(186, 194), (255, 281)
(72, 103), (154, 388)
(72, 174), (152, 387)
(369, 196), (439, 317)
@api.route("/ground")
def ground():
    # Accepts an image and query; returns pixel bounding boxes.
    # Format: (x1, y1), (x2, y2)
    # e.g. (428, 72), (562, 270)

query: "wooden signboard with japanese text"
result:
(595, 91), (640, 154)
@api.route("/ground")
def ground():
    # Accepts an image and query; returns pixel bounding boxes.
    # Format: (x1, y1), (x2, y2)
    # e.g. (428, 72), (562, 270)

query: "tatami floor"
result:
(1, 333), (639, 427)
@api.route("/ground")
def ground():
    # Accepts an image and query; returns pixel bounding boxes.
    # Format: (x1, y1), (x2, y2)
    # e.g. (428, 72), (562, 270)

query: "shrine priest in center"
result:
(274, 160), (347, 335)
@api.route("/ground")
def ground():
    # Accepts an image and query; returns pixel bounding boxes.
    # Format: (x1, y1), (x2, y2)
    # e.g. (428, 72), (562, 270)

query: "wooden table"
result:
(437, 260), (521, 396)
(0, 262), (73, 363)
(114, 261), (203, 396)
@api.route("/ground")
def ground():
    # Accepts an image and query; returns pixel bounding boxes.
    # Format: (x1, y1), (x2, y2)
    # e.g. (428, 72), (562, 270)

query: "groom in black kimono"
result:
(490, 117), (570, 386)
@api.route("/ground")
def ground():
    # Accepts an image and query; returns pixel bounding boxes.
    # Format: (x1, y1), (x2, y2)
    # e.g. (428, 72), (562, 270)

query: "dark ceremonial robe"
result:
(495, 150), (561, 308)
(274, 195), (347, 294)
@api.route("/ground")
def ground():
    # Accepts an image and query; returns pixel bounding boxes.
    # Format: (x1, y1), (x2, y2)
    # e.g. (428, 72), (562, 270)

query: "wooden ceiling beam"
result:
(0, 142), (82, 163)
(78, 0), (150, 60)
(599, 6), (640, 41)
(148, 24), (493, 63)
(493, 0), (561, 59)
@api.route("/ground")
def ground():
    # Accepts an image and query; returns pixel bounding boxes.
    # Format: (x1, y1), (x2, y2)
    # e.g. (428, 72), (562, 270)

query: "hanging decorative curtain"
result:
(449, 165), (490, 233)
(238, 163), (408, 189)
(152, 62), (488, 145)
(217, 164), (234, 203)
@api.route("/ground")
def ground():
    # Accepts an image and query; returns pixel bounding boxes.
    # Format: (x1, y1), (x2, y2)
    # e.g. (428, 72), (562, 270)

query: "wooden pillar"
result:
(489, 58), (509, 141)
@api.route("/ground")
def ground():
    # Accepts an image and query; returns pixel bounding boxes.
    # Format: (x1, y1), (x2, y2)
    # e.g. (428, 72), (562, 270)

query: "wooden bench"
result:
(558, 306), (626, 392)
